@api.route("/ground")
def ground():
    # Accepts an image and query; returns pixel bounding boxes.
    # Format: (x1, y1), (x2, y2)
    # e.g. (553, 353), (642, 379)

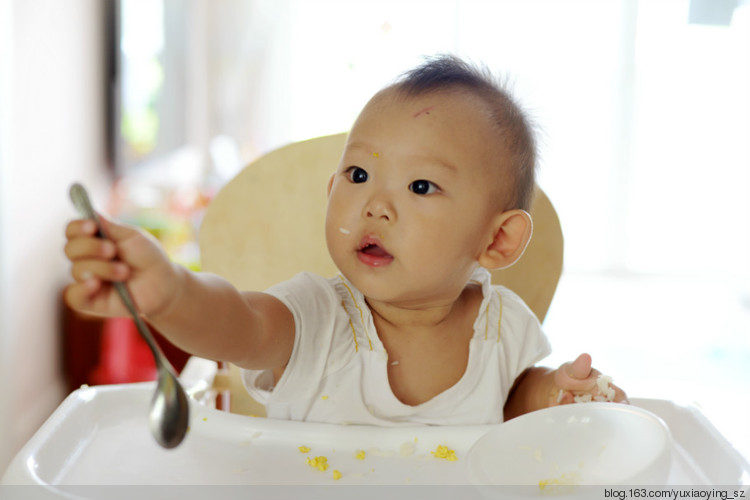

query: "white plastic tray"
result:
(2, 383), (749, 491)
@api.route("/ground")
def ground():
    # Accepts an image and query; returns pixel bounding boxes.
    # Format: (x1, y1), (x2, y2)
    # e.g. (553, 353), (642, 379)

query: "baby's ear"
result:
(478, 209), (533, 270)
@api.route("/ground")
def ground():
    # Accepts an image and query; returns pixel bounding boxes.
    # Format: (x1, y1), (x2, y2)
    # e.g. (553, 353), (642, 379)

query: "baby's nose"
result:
(364, 196), (395, 222)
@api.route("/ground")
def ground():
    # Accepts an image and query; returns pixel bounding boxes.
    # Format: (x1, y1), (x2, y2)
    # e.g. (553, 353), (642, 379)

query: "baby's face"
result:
(325, 89), (508, 307)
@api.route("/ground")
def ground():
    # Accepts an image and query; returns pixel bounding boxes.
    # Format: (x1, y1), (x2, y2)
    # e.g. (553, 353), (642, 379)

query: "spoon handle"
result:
(112, 282), (172, 370)
(68, 183), (172, 371)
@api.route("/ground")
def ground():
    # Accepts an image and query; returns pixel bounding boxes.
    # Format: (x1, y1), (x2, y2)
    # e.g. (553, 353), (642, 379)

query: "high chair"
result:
(198, 132), (564, 417)
(5, 134), (747, 488)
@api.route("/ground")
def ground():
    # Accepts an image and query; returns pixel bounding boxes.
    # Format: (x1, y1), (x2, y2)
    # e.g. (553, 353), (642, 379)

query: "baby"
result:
(64, 55), (627, 425)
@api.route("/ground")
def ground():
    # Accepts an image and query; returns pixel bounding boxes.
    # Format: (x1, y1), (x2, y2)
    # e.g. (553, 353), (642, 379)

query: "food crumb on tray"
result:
(399, 442), (415, 457)
(431, 445), (458, 461)
(539, 470), (582, 490)
(306, 456), (329, 472)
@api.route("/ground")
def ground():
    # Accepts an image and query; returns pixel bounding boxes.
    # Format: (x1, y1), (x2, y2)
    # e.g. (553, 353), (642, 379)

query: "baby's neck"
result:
(366, 284), (484, 406)
(368, 300), (454, 332)
(366, 284), (482, 333)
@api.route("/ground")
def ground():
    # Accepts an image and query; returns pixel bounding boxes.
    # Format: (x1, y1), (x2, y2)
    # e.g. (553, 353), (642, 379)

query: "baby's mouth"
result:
(360, 243), (390, 257)
(357, 236), (393, 267)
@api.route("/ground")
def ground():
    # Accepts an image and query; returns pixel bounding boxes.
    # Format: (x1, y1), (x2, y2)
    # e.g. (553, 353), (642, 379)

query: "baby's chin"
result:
(337, 269), (395, 300)
(344, 275), (448, 309)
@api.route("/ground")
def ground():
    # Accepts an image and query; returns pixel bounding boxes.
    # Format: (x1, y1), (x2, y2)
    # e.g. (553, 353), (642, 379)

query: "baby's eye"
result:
(346, 166), (369, 184)
(409, 179), (439, 195)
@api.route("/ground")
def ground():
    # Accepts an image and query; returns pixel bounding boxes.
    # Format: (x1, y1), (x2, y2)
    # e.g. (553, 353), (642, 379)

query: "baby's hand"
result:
(551, 353), (628, 406)
(64, 215), (180, 319)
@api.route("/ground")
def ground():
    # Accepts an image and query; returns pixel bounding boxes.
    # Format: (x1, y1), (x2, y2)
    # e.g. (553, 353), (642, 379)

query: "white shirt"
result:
(241, 267), (551, 426)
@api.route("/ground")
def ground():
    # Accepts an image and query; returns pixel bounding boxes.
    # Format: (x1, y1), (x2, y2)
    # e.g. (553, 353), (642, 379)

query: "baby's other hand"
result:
(64, 215), (180, 319)
(551, 353), (628, 406)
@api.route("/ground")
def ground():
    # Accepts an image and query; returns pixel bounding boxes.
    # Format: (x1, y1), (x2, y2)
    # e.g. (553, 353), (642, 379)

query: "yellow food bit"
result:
(538, 471), (582, 490)
(332, 469), (342, 480)
(399, 442), (415, 457)
(299, 446), (311, 453)
(321, 395), (329, 400)
(202, 417), (207, 422)
(306, 456), (329, 472)
(431, 445), (458, 461)
(373, 152), (380, 158)
(355, 450), (366, 460)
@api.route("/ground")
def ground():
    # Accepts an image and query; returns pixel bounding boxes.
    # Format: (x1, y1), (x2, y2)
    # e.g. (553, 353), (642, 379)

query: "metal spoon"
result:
(69, 183), (189, 449)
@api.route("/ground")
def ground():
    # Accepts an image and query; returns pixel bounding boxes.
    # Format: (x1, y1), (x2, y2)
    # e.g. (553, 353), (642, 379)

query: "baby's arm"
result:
(503, 353), (628, 420)
(64, 216), (295, 372)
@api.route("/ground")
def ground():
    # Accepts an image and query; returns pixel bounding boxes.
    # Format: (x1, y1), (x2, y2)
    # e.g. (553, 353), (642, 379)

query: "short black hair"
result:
(390, 54), (537, 211)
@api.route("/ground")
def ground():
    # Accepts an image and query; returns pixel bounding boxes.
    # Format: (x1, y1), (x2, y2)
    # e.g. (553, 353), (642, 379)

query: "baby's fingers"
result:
(70, 260), (129, 283)
(63, 278), (102, 312)
(65, 235), (118, 262)
(65, 219), (99, 239)
(554, 353), (600, 392)
(568, 353), (593, 380)
(64, 271), (131, 318)
(610, 383), (629, 404)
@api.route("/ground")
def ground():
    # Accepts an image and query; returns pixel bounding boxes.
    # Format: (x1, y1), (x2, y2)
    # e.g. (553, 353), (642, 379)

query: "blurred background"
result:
(1, 0), (748, 475)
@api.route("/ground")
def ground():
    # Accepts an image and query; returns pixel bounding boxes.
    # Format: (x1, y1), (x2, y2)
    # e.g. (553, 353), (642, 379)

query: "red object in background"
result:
(63, 300), (191, 392)
(89, 317), (158, 384)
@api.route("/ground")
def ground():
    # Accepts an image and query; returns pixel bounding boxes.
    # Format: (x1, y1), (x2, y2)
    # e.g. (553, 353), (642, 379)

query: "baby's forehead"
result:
(371, 86), (488, 113)
(358, 87), (514, 195)
(353, 89), (509, 173)
(356, 87), (501, 139)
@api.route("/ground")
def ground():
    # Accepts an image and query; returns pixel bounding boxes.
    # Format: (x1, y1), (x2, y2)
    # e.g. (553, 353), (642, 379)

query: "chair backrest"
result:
(200, 132), (563, 323)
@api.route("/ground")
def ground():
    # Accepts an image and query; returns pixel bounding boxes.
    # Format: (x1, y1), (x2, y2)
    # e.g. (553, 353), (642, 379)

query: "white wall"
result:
(0, 0), (15, 478)
(0, 0), (111, 474)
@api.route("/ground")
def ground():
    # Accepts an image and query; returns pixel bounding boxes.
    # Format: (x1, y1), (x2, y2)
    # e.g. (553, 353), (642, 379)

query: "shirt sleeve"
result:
(240, 272), (339, 407)
(496, 286), (552, 396)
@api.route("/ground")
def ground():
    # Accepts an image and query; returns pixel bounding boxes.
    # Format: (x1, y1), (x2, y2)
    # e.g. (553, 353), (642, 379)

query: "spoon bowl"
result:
(150, 362), (190, 448)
